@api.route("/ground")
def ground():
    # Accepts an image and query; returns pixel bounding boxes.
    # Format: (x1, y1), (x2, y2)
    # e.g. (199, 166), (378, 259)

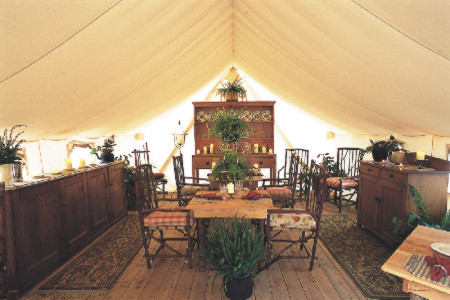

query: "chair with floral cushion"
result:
(173, 154), (210, 205)
(134, 164), (195, 269)
(326, 147), (362, 213)
(259, 155), (299, 208)
(132, 142), (167, 195)
(265, 160), (327, 271)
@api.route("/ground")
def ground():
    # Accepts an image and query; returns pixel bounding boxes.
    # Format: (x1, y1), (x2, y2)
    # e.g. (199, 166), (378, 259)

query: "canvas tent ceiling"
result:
(1, 0), (449, 141)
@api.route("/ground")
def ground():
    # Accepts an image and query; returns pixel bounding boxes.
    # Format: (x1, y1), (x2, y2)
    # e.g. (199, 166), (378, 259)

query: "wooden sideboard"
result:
(0, 161), (126, 299)
(192, 101), (277, 180)
(358, 159), (449, 246)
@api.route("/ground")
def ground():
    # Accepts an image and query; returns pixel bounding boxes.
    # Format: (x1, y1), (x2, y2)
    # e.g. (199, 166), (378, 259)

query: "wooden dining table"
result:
(186, 189), (275, 270)
(381, 226), (450, 300)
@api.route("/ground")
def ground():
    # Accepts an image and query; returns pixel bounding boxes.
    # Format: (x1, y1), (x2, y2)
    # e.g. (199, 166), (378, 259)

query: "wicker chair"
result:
(266, 159), (327, 271)
(326, 147), (362, 213)
(134, 164), (195, 269)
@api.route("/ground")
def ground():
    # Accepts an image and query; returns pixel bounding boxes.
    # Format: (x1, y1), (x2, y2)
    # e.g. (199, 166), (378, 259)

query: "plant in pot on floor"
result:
(215, 77), (247, 102)
(359, 135), (406, 162)
(198, 215), (266, 300)
(0, 125), (26, 186)
(91, 134), (116, 163)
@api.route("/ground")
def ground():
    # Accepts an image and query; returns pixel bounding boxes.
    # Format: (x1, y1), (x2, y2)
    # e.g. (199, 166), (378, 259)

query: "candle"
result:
(212, 161), (216, 170)
(253, 163), (259, 169)
(416, 151), (426, 161)
(227, 182), (235, 194)
(254, 144), (259, 154)
(269, 149), (273, 154)
(204, 146), (207, 154)
(210, 144), (214, 154)
(196, 149), (200, 155)
(399, 162), (403, 167)
(177, 135), (184, 145)
(391, 151), (405, 163)
(64, 159), (72, 170)
(80, 159), (86, 167)
(262, 146), (266, 154)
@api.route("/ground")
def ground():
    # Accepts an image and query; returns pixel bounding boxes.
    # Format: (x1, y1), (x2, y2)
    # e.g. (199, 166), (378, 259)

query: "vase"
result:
(372, 148), (388, 162)
(100, 153), (115, 163)
(0, 164), (13, 186)
(224, 274), (254, 300)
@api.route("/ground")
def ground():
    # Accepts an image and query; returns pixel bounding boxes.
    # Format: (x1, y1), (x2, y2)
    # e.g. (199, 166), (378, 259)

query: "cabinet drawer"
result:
(360, 163), (379, 177)
(379, 169), (406, 185)
(245, 157), (275, 168)
(193, 157), (220, 169)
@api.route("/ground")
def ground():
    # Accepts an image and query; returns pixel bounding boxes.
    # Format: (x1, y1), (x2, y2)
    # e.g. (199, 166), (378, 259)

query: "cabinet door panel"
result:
(379, 180), (405, 245)
(357, 174), (379, 233)
(87, 169), (109, 236)
(13, 183), (61, 286)
(60, 174), (89, 255)
(109, 163), (126, 220)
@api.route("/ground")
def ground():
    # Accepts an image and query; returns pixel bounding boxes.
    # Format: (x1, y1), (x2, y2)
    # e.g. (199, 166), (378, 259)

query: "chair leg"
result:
(300, 231), (305, 250)
(309, 234), (319, 271)
(333, 188), (338, 205)
(143, 229), (154, 269)
(339, 186), (343, 213)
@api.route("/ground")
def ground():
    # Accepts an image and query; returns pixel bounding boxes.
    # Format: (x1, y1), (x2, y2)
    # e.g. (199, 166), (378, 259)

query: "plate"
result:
(78, 166), (90, 169)
(431, 243), (450, 257)
(89, 163), (97, 166)
(65, 168), (75, 171)
(50, 172), (62, 175)
(32, 175), (46, 179)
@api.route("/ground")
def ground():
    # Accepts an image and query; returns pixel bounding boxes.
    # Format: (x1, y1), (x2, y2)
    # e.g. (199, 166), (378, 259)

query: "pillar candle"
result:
(416, 151), (426, 161)
(64, 159), (72, 170)
(227, 182), (234, 194)
(80, 159), (86, 167)
(254, 144), (259, 154)
(196, 149), (200, 155)
(253, 163), (259, 169)
(262, 146), (266, 154)
(177, 135), (184, 145)
(269, 149), (273, 154)
(391, 151), (405, 163)
(210, 144), (214, 154)
(204, 146), (207, 154)
(212, 161), (216, 169)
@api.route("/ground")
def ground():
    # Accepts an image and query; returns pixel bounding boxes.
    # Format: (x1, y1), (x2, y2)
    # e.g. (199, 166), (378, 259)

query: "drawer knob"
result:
(375, 197), (381, 202)
(389, 174), (394, 178)
(206, 162), (210, 165)
(367, 168), (372, 171)
(259, 161), (263, 165)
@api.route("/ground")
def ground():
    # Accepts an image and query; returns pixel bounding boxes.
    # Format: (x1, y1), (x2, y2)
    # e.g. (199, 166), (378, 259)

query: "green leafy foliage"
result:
(316, 153), (347, 177)
(115, 154), (136, 210)
(206, 108), (255, 143)
(215, 77), (247, 99)
(0, 125), (26, 165)
(210, 150), (253, 183)
(360, 135), (405, 159)
(198, 215), (266, 292)
(392, 184), (450, 241)
(90, 134), (116, 155)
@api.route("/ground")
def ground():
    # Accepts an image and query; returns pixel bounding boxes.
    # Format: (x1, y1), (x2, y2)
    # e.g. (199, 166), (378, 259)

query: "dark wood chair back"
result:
(134, 164), (158, 211)
(132, 142), (150, 166)
(172, 154), (186, 187)
(336, 147), (362, 178)
(280, 148), (309, 178)
(306, 159), (327, 214)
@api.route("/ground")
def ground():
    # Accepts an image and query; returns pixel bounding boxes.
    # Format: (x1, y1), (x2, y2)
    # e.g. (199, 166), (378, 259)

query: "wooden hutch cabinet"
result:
(358, 160), (449, 246)
(192, 101), (276, 180)
(0, 161), (126, 299)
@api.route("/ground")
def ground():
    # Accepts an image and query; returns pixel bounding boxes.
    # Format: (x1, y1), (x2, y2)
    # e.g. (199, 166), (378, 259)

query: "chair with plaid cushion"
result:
(326, 147), (362, 213)
(173, 154), (210, 205)
(259, 155), (299, 208)
(134, 164), (195, 269)
(132, 142), (167, 196)
(265, 160), (327, 271)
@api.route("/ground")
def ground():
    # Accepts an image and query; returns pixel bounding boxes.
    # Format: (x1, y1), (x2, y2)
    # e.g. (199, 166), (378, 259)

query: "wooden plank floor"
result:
(22, 200), (369, 300)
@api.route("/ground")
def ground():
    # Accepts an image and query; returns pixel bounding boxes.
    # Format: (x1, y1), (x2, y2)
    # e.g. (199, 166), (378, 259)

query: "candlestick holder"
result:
(413, 158), (428, 169)
(228, 192), (234, 200)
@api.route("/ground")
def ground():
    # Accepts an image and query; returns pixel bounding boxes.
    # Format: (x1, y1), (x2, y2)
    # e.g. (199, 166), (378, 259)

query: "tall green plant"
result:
(206, 108), (255, 143)
(115, 154), (136, 210)
(0, 125), (26, 164)
(393, 184), (450, 240)
(210, 150), (252, 183)
(198, 215), (266, 292)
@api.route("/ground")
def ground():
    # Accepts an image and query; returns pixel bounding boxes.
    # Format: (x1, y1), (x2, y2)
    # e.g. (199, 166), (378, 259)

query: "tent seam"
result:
(0, 0), (123, 84)
(352, 0), (450, 62)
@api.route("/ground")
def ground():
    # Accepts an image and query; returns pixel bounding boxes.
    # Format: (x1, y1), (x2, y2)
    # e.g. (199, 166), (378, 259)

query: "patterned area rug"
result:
(319, 214), (409, 300)
(26, 214), (142, 299)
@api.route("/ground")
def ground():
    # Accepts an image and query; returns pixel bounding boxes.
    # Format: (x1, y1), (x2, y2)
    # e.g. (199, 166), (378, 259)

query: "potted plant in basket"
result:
(198, 215), (266, 300)
(0, 125), (26, 185)
(359, 135), (406, 162)
(91, 134), (116, 163)
(216, 77), (247, 101)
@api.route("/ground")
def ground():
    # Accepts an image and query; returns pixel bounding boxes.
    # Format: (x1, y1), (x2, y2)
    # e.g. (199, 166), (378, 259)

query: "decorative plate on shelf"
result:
(242, 111), (253, 122)
(262, 110), (272, 121)
(431, 243), (450, 257)
(207, 111), (217, 122)
(196, 111), (207, 122)
(219, 142), (228, 152)
(252, 111), (261, 121)
(242, 141), (252, 152)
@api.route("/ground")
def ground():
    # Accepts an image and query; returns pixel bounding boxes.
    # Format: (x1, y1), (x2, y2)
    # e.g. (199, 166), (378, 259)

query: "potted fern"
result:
(198, 215), (266, 300)
(0, 125), (26, 185)
(91, 134), (116, 163)
(210, 150), (253, 184)
(216, 77), (247, 101)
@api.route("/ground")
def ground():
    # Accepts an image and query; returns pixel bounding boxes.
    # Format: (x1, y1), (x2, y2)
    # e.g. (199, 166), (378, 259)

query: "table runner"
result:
(403, 254), (450, 287)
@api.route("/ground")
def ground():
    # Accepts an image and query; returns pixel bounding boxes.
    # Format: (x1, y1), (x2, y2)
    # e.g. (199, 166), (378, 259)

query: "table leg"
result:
(197, 218), (206, 271)
(257, 219), (265, 270)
